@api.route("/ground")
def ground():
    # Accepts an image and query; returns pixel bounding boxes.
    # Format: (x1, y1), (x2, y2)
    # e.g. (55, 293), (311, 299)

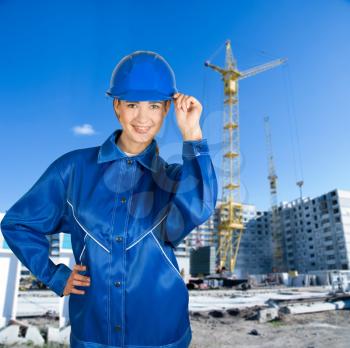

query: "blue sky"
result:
(1, 0), (349, 213)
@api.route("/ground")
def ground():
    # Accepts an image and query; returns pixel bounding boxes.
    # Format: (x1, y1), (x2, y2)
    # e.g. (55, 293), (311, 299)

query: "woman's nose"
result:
(134, 108), (151, 122)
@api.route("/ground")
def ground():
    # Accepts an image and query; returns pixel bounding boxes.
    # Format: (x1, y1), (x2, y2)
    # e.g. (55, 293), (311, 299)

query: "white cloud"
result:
(72, 124), (96, 136)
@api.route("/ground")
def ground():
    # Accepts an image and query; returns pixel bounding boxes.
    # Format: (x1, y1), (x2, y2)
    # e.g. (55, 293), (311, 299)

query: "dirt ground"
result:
(189, 309), (350, 348)
(2, 311), (349, 347)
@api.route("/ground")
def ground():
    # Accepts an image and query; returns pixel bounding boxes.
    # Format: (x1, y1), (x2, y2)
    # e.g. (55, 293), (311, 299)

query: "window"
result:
(322, 219), (330, 225)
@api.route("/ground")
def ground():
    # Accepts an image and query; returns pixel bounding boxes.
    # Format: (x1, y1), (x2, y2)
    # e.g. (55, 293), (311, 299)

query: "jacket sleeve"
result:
(0, 158), (72, 297)
(164, 138), (218, 249)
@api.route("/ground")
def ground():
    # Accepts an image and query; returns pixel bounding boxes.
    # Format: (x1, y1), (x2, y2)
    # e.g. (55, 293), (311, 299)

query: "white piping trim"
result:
(125, 213), (168, 251)
(67, 200), (110, 253)
(79, 233), (88, 264)
(150, 231), (182, 278)
(79, 244), (86, 264)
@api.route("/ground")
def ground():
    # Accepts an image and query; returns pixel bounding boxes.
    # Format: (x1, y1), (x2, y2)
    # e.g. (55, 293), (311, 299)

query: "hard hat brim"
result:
(106, 88), (177, 102)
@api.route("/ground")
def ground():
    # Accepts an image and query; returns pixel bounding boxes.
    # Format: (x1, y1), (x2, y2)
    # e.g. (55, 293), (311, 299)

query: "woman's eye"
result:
(151, 104), (160, 109)
(127, 104), (136, 108)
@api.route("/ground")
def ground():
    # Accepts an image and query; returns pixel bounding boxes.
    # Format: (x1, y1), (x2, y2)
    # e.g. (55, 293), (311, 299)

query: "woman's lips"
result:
(132, 125), (151, 134)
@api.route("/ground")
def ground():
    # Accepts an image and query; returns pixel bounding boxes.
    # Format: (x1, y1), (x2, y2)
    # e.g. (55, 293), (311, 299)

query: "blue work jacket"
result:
(1, 128), (218, 348)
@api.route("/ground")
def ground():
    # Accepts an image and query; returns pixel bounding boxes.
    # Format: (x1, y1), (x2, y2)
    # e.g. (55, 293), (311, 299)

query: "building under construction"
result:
(182, 188), (350, 280)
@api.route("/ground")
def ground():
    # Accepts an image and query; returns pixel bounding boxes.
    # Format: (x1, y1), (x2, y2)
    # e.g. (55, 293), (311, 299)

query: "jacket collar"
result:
(97, 128), (159, 173)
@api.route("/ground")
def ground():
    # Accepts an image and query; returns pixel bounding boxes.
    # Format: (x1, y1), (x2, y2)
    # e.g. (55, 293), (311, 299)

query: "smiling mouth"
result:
(132, 125), (152, 133)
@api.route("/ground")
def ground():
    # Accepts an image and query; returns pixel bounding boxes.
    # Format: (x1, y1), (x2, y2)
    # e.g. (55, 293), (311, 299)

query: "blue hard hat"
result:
(106, 50), (178, 101)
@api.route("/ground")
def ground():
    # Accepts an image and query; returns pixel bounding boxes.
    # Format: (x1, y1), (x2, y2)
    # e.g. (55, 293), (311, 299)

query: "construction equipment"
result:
(205, 39), (286, 273)
(264, 116), (286, 272)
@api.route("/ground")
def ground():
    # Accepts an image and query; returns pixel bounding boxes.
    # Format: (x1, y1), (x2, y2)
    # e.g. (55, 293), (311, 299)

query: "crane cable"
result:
(282, 62), (305, 189)
(233, 40), (305, 197)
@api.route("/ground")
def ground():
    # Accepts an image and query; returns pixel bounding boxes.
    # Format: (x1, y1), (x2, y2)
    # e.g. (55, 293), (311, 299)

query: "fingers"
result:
(173, 93), (184, 111)
(74, 264), (86, 272)
(74, 273), (91, 283)
(65, 264), (91, 296)
(173, 93), (193, 112)
(70, 287), (86, 295)
(73, 279), (90, 287)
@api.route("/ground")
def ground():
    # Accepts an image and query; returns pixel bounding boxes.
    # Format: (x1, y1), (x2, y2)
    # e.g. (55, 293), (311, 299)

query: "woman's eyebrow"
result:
(124, 101), (162, 104)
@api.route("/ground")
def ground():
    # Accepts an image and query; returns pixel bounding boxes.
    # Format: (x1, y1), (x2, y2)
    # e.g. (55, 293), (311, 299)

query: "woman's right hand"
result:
(63, 264), (91, 296)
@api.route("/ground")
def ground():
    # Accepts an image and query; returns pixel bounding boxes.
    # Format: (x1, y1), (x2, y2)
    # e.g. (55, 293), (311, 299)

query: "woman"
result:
(1, 50), (218, 348)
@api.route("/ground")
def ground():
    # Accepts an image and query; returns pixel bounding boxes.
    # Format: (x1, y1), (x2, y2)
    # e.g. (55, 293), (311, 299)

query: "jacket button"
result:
(114, 281), (121, 287)
(115, 236), (123, 242)
(114, 324), (121, 332)
(121, 197), (127, 203)
(127, 159), (133, 165)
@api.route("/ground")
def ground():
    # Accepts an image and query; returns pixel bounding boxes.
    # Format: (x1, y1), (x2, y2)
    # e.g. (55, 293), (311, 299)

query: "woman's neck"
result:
(116, 131), (151, 155)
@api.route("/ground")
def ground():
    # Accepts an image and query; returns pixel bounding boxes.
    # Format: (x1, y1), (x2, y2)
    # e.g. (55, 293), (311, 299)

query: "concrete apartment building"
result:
(234, 204), (273, 278)
(276, 188), (350, 273)
(183, 188), (350, 278)
(233, 188), (350, 277)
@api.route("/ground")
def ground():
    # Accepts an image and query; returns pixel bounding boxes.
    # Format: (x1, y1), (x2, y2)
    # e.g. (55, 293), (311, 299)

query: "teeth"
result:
(133, 126), (150, 131)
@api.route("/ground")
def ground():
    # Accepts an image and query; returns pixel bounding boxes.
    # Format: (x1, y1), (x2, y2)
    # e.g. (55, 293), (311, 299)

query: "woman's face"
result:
(113, 99), (171, 145)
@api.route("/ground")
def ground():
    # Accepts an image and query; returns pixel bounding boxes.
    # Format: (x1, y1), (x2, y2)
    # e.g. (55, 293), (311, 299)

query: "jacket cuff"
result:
(48, 263), (72, 297)
(182, 138), (209, 158)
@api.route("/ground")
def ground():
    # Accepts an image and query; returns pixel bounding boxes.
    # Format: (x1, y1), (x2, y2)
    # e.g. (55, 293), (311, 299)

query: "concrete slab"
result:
(0, 324), (26, 345)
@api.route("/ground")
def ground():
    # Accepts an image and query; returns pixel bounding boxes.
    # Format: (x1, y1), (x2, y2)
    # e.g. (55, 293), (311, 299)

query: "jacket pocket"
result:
(67, 199), (110, 253)
(150, 231), (187, 291)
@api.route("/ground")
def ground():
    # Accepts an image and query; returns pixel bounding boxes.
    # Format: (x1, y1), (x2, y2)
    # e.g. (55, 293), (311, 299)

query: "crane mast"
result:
(264, 116), (286, 272)
(205, 39), (286, 273)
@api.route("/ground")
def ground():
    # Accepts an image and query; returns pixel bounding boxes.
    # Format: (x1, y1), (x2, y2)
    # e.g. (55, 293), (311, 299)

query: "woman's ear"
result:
(113, 98), (120, 119)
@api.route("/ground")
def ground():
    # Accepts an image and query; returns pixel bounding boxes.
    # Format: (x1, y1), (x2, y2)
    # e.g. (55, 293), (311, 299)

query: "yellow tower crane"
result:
(205, 39), (287, 273)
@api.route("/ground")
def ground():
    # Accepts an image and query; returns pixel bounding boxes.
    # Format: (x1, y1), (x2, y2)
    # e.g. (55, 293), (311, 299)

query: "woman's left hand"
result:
(173, 92), (203, 141)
